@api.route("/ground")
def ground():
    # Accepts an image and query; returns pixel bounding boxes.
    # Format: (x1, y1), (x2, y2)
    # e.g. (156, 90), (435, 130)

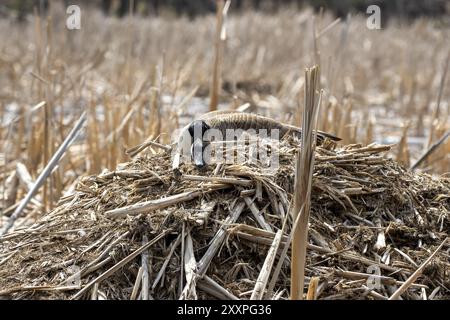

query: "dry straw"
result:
(1, 112), (87, 236)
(0, 134), (449, 300)
(291, 65), (321, 300)
(209, 0), (231, 111)
(1, 6), (450, 301)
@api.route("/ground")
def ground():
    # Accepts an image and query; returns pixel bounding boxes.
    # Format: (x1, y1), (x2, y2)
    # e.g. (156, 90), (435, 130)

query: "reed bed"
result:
(0, 5), (449, 300)
(0, 135), (448, 300)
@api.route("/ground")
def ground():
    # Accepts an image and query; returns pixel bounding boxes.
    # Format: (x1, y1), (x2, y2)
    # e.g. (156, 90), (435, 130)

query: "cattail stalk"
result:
(209, 0), (230, 111)
(291, 66), (321, 300)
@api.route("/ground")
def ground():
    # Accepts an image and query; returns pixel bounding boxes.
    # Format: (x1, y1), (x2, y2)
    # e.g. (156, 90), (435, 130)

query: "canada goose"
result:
(197, 111), (340, 142)
(177, 111), (341, 168)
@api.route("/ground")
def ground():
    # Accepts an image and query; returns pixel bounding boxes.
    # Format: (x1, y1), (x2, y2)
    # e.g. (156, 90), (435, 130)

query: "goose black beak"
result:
(191, 139), (208, 169)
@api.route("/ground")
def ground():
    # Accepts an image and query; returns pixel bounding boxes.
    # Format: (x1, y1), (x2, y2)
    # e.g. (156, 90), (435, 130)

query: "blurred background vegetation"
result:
(1, 0), (449, 21)
(0, 0), (448, 219)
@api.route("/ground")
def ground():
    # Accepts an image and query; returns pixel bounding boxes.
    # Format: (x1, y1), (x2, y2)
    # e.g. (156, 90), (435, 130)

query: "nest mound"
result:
(0, 138), (449, 300)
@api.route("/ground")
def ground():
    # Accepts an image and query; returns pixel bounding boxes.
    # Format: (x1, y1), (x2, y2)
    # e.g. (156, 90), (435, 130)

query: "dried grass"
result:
(0, 5), (449, 301)
(0, 136), (448, 300)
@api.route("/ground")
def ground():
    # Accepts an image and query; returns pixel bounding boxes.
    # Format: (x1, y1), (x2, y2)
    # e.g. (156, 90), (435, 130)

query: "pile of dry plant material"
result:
(0, 136), (449, 300)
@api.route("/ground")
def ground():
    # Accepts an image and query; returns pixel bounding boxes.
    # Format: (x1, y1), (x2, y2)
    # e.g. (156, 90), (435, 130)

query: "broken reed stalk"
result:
(0, 112), (87, 236)
(209, 0), (230, 111)
(179, 222), (185, 298)
(2, 118), (15, 211)
(152, 234), (181, 290)
(141, 235), (150, 300)
(412, 51), (450, 169)
(415, 51), (450, 170)
(431, 51), (449, 120)
(126, 138), (172, 158)
(130, 267), (144, 300)
(72, 229), (171, 300)
(198, 275), (239, 300)
(316, 17), (341, 39)
(0, 101), (46, 130)
(291, 66), (321, 300)
(396, 121), (411, 168)
(180, 230), (198, 300)
(312, 16), (320, 67)
(250, 229), (283, 300)
(45, 16), (56, 212)
(306, 277), (319, 300)
(265, 204), (304, 298)
(43, 89), (50, 212)
(411, 129), (450, 170)
(106, 185), (228, 218)
(197, 201), (245, 276)
(16, 162), (42, 208)
(329, 17), (349, 98)
(154, 56), (165, 142)
(388, 238), (447, 300)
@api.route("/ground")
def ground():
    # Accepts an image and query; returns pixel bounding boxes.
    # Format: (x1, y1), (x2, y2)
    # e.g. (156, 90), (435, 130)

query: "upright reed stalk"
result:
(291, 65), (321, 300)
(209, 0), (230, 111)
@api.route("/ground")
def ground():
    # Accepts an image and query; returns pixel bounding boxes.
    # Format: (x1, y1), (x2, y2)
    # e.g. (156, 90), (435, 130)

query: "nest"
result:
(0, 137), (449, 300)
